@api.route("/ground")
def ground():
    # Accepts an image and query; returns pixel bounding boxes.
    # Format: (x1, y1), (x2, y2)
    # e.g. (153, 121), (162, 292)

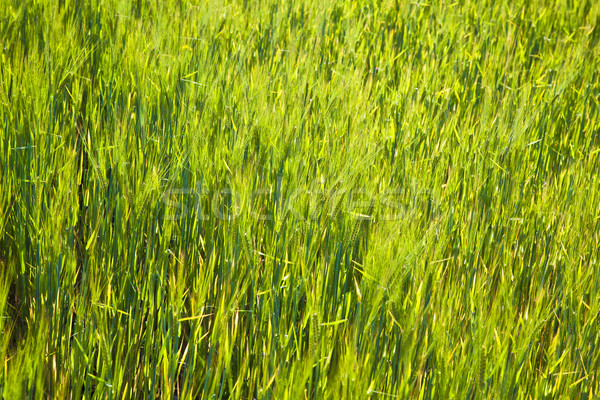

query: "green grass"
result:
(1, 0), (600, 398)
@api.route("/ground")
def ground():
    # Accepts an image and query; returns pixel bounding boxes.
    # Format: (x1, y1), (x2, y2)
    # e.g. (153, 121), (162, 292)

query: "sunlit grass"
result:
(1, 0), (600, 398)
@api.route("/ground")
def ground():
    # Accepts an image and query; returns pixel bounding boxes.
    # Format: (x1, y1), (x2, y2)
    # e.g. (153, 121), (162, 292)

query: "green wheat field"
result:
(1, 0), (600, 398)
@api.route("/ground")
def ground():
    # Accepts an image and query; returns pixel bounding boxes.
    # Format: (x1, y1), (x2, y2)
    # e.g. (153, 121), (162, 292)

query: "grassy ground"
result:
(1, 0), (600, 398)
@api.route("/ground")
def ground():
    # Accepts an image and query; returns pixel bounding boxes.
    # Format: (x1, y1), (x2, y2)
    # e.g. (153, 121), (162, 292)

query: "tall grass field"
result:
(1, 0), (600, 398)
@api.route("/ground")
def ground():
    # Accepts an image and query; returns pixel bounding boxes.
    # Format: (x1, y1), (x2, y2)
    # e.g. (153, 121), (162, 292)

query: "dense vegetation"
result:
(1, 0), (600, 398)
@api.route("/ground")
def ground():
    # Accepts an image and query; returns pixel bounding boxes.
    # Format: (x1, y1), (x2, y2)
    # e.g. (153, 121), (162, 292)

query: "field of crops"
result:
(1, 0), (600, 398)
